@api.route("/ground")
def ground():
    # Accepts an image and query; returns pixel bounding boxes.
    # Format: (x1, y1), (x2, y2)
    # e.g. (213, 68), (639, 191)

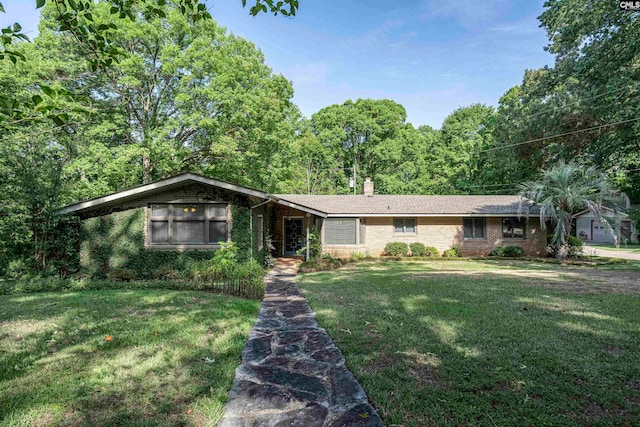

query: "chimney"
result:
(363, 176), (374, 196)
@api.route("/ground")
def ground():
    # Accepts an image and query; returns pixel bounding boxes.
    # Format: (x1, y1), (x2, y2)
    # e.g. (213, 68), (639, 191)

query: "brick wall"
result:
(322, 216), (546, 258)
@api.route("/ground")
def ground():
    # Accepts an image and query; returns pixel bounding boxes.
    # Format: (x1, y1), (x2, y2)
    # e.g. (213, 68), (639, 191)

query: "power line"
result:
(482, 117), (640, 153)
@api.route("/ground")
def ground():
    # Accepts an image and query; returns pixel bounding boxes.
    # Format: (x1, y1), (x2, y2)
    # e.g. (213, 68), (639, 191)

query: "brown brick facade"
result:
(321, 216), (546, 258)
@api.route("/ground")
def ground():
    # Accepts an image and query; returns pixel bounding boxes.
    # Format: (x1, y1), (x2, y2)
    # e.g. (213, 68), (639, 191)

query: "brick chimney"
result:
(363, 176), (374, 196)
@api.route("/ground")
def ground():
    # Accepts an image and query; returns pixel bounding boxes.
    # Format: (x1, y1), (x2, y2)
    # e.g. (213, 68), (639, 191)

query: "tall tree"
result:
(310, 99), (407, 193)
(34, 2), (296, 194)
(434, 104), (495, 194)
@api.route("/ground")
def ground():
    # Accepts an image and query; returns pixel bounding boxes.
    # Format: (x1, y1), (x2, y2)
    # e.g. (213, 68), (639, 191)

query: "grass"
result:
(0, 290), (260, 426)
(298, 260), (640, 426)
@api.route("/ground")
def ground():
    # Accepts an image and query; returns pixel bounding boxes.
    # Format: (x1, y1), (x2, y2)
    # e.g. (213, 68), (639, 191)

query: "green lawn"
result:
(0, 290), (259, 426)
(298, 260), (640, 426)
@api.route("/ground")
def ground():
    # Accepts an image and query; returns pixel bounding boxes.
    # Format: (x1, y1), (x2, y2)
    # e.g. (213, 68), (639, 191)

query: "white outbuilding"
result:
(574, 207), (636, 244)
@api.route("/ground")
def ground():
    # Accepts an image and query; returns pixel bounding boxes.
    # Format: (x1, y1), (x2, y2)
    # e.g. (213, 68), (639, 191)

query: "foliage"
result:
(520, 161), (629, 259)
(547, 234), (584, 259)
(408, 242), (426, 257)
(384, 242), (409, 257)
(349, 251), (367, 261)
(443, 247), (459, 258)
(299, 254), (344, 273)
(424, 245), (440, 258)
(0, 289), (259, 425)
(297, 227), (322, 260)
(79, 209), (214, 279)
(489, 245), (524, 257)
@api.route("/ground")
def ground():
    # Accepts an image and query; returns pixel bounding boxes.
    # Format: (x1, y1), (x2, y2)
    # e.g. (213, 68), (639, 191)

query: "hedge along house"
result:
(60, 173), (545, 276)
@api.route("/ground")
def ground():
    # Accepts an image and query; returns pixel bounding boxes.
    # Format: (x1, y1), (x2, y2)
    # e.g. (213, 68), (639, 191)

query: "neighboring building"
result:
(60, 173), (547, 259)
(575, 208), (637, 244)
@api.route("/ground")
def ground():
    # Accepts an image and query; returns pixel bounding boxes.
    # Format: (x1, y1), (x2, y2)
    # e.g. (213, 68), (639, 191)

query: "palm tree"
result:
(519, 161), (629, 259)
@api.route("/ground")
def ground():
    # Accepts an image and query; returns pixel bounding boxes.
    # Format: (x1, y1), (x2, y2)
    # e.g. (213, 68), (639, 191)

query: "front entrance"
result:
(284, 218), (304, 255)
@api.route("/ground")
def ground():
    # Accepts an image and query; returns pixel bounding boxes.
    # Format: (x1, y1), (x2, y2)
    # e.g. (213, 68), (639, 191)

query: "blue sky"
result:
(1, 0), (554, 128)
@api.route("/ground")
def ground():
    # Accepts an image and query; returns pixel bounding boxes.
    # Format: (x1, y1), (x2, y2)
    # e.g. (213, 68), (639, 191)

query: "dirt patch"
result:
(409, 267), (640, 295)
(398, 350), (448, 390)
(361, 353), (398, 375)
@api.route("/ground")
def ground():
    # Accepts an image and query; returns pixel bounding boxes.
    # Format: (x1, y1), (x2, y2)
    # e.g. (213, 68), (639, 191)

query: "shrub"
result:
(409, 242), (427, 257)
(547, 234), (585, 258)
(350, 251), (366, 261)
(299, 254), (343, 272)
(424, 246), (440, 258)
(503, 245), (524, 257)
(106, 268), (138, 281)
(443, 248), (458, 258)
(297, 228), (322, 261)
(152, 266), (179, 280)
(567, 235), (584, 258)
(490, 245), (524, 257)
(489, 247), (505, 257)
(384, 242), (409, 256)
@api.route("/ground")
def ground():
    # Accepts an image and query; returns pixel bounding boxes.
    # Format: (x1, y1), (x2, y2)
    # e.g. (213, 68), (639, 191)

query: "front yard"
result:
(0, 290), (259, 426)
(298, 260), (640, 426)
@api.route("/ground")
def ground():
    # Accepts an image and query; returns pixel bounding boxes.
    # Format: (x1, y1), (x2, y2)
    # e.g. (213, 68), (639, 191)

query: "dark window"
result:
(325, 218), (356, 245)
(359, 218), (366, 244)
(463, 218), (486, 239)
(149, 203), (227, 245)
(502, 217), (525, 239)
(209, 220), (227, 244)
(151, 221), (169, 243)
(394, 218), (416, 233)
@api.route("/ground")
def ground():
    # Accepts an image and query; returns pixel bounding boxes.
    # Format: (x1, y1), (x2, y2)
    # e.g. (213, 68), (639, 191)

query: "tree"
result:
(519, 161), (629, 259)
(434, 104), (495, 193)
(310, 99), (407, 193)
(33, 2), (296, 193)
(0, 0), (299, 128)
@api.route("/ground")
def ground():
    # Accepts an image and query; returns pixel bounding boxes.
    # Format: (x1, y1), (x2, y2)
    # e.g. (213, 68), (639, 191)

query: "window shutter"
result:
(325, 218), (356, 245)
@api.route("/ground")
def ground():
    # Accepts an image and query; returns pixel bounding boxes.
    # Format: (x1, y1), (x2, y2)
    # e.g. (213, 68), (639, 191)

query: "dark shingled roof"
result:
(273, 194), (540, 216)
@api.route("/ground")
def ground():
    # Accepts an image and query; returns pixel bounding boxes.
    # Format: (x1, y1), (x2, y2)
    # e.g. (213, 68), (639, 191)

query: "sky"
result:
(0, 0), (555, 128)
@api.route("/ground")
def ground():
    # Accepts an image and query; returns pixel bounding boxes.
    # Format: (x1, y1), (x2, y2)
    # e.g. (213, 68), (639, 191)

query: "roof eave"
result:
(58, 173), (271, 215)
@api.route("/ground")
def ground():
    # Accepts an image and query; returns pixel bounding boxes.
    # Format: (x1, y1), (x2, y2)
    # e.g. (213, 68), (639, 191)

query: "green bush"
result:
(106, 268), (138, 281)
(384, 242), (409, 256)
(409, 242), (426, 257)
(350, 251), (366, 261)
(567, 235), (584, 258)
(489, 246), (505, 257)
(490, 245), (524, 257)
(503, 245), (524, 257)
(547, 234), (585, 258)
(299, 254), (344, 272)
(443, 248), (459, 258)
(424, 246), (440, 258)
(297, 228), (322, 260)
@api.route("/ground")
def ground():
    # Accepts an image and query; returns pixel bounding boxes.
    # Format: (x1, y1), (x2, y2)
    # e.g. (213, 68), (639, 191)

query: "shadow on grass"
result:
(299, 261), (640, 426)
(0, 290), (259, 426)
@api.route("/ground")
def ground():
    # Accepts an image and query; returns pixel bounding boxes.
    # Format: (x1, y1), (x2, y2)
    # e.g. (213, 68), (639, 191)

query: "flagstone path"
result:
(219, 258), (384, 427)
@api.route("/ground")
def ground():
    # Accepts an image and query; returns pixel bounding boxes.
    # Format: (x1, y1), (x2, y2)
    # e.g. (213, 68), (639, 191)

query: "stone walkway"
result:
(219, 258), (384, 427)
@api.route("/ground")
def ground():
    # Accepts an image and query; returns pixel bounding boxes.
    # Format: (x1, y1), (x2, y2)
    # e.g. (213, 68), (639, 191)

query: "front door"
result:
(284, 218), (304, 255)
